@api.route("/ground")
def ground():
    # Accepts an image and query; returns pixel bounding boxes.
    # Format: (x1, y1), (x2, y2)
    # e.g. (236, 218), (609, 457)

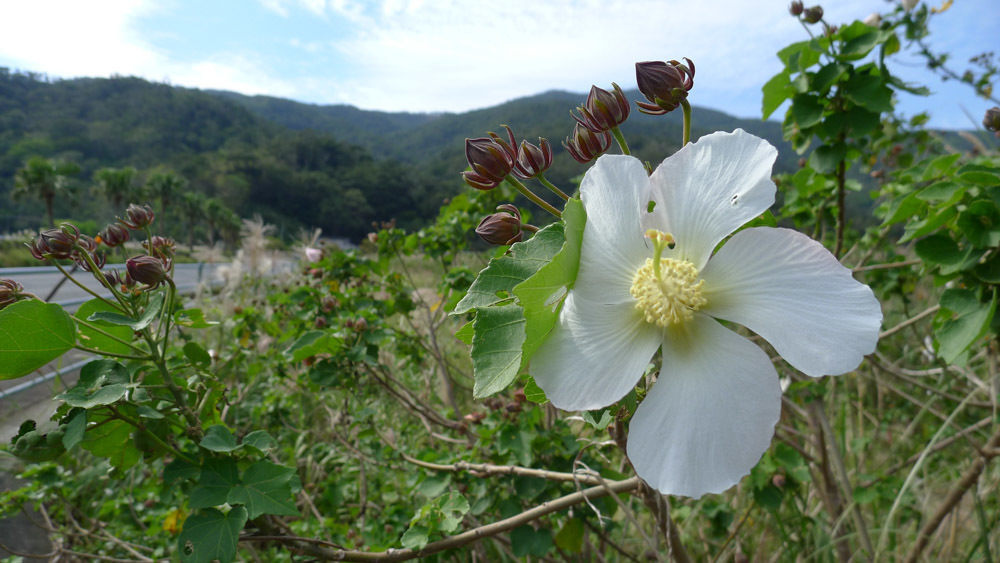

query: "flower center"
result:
(630, 230), (706, 327)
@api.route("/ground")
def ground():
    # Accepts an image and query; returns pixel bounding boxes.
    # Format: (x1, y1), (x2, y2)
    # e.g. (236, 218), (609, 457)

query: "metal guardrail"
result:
(0, 262), (213, 275)
(0, 358), (93, 401)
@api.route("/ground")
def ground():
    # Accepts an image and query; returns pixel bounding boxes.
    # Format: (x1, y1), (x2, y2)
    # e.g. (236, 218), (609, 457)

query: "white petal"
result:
(701, 227), (882, 377)
(645, 129), (777, 270)
(531, 291), (661, 411)
(627, 314), (781, 498)
(574, 154), (652, 304)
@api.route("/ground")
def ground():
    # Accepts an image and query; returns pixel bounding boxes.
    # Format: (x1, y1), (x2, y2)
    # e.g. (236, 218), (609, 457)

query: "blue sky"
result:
(0, 0), (996, 130)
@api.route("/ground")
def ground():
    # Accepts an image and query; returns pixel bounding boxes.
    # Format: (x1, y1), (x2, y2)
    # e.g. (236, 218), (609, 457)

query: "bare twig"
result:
(879, 305), (940, 339)
(401, 453), (606, 485)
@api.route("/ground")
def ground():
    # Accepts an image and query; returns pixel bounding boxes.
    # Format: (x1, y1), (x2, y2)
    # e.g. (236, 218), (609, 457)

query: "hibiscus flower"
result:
(530, 129), (882, 498)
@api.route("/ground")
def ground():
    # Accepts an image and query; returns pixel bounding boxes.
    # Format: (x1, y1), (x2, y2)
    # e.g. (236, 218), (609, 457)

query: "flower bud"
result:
(99, 223), (131, 247)
(983, 107), (1000, 133)
(513, 138), (554, 180)
(789, 1), (804, 15)
(30, 224), (82, 260)
(75, 248), (106, 273)
(476, 204), (523, 246)
(572, 83), (631, 133)
(462, 136), (514, 190)
(0, 279), (27, 310)
(126, 255), (167, 288)
(563, 123), (613, 164)
(119, 203), (155, 230)
(803, 6), (824, 24)
(862, 12), (881, 26)
(902, 0), (918, 11)
(635, 59), (695, 115)
(143, 236), (176, 262)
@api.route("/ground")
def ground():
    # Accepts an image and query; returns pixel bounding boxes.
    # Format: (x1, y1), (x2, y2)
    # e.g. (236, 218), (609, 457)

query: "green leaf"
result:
(916, 181), (964, 203)
(227, 460), (299, 519)
(514, 198), (586, 365)
(881, 192), (922, 226)
(523, 376), (548, 404)
(439, 491), (470, 533)
(80, 419), (140, 470)
(554, 518), (585, 553)
(762, 71), (793, 119)
(838, 31), (881, 60)
(957, 200), (1000, 247)
(454, 224), (566, 314)
(189, 458), (241, 510)
(184, 342), (212, 368)
(900, 206), (957, 243)
(936, 290), (997, 365)
(956, 163), (1000, 186)
(164, 459), (200, 484)
(177, 507), (247, 563)
(174, 308), (218, 328)
(401, 525), (429, 550)
(88, 291), (164, 331)
(582, 409), (613, 430)
(809, 143), (846, 174)
(417, 474), (452, 498)
(812, 62), (848, 93)
(242, 430), (278, 453)
(55, 359), (130, 408)
(74, 298), (134, 355)
(200, 425), (239, 452)
(777, 40), (821, 72)
(0, 300), (76, 380)
(137, 405), (165, 419)
(920, 153), (962, 181)
(283, 330), (340, 362)
(791, 94), (824, 129)
(915, 234), (962, 266)
(511, 525), (553, 557)
(845, 73), (893, 113)
(62, 410), (86, 450)
(454, 320), (474, 345)
(470, 305), (526, 398)
(843, 106), (880, 136)
(974, 254), (1000, 283)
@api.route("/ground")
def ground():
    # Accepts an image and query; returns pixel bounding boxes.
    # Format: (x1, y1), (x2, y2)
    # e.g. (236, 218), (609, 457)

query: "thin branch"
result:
(852, 259), (921, 273)
(879, 305), (940, 339)
(401, 453), (606, 485)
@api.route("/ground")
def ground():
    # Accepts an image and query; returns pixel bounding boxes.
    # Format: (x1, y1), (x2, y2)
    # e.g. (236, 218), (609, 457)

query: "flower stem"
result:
(52, 262), (123, 312)
(504, 176), (561, 218)
(536, 173), (571, 201)
(73, 316), (149, 354)
(610, 126), (631, 155)
(681, 100), (692, 146)
(73, 345), (150, 361)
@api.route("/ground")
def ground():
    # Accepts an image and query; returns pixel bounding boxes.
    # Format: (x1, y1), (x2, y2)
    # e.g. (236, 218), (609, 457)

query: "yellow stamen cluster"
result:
(630, 230), (706, 327)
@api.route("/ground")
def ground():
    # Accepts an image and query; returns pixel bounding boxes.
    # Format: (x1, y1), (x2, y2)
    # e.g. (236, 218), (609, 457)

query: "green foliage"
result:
(0, 299), (76, 380)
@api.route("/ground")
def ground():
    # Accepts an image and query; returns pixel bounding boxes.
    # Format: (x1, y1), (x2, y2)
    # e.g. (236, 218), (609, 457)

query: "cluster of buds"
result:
(462, 136), (515, 190)
(28, 224), (104, 272)
(0, 279), (29, 311)
(490, 125), (555, 180)
(572, 83), (631, 133)
(791, 2), (824, 24)
(635, 59), (695, 115)
(563, 123), (613, 164)
(119, 203), (155, 230)
(476, 204), (525, 246)
(984, 107), (1000, 136)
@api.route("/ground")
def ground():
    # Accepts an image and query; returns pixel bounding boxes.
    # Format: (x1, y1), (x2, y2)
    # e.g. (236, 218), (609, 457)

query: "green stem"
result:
(73, 345), (150, 361)
(681, 100), (692, 146)
(73, 316), (149, 354)
(610, 126), (631, 155)
(536, 173), (571, 201)
(78, 249), (133, 314)
(504, 176), (561, 218)
(157, 280), (177, 346)
(142, 330), (201, 435)
(52, 262), (123, 312)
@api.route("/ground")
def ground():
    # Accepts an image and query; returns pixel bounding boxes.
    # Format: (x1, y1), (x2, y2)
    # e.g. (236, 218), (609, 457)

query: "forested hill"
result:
(2, 69), (801, 239)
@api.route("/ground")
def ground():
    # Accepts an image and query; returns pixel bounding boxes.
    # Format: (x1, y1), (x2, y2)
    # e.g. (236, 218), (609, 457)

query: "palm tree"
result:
(93, 167), (140, 212)
(145, 171), (186, 233)
(179, 191), (207, 250)
(12, 156), (81, 227)
(202, 197), (229, 246)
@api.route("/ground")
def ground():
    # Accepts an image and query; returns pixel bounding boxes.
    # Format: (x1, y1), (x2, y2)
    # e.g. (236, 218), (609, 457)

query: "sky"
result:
(0, 0), (997, 130)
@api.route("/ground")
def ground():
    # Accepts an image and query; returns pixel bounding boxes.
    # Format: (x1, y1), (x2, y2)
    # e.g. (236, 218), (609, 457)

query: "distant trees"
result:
(11, 156), (80, 226)
(92, 167), (140, 210)
(145, 170), (186, 229)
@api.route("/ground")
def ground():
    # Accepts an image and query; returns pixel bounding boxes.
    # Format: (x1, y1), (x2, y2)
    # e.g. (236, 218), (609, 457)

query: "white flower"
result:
(863, 12), (881, 26)
(530, 129), (882, 498)
(902, 0), (918, 11)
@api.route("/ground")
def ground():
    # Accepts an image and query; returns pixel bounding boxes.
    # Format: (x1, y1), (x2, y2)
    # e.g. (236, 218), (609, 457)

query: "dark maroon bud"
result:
(513, 138), (554, 180)
(126, 255), (167, 288)
(635, 59), (695, 115)
(572, 83), (631, 133)
(104, 269), (125, 288)
(772, 474), (786, 488)
(984, 107), (1000, 133)
(76, 235), (97, 253)
(487, 125), (519, 163)
(99, 223), (130, 247)
(563, 123), (613, 164)
(35, 225), (80, 259)
(76, 249), (106, 273)
(462, 136), (515, 190)
(476, 204), (523, 246)
(803, 5), (823, 23)
(513, 388), (526, 403)
(789, 1), (804, 16)
(0, 279), (27, 310)
(314, 317), (327, 329)
(354, 317), (368, 331)
(119, 203), (155, 230)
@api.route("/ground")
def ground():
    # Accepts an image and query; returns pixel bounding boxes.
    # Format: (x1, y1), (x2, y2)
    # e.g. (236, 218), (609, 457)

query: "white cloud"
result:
(0, 0), (298, 98)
